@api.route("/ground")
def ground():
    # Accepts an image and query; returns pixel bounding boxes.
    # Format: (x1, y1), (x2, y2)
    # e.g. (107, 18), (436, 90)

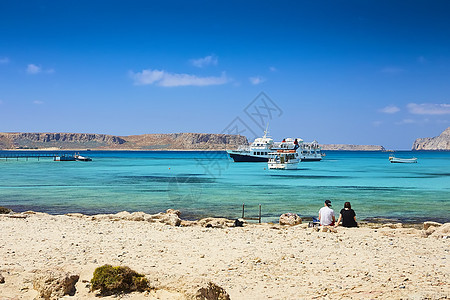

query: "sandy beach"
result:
(0, 210), (449, 299)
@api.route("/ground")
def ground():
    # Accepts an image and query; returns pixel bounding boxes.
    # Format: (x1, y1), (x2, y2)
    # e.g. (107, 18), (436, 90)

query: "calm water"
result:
(0, 150), (449, 223)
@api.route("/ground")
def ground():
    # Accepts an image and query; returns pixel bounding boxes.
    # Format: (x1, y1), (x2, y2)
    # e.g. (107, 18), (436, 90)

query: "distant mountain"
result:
(0, 132), (248, 150)
(412, 127), (450, 151)
(320, 144), (385, 151)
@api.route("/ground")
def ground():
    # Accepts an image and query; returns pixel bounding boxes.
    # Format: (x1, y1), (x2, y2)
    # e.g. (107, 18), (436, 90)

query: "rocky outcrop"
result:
(0, 132), (247, 150)
(412, 127), (450, 150)
(279, 213), (302, 226)
(124, 132), (247, 150)
(321, 144), (385, 151)
(67, 209), (182, 226)
(33, 269), (79, 300)
(429, 223), (450, 239)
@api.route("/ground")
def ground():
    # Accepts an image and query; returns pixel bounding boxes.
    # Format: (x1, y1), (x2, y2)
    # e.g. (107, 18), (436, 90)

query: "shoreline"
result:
(0, 209), (448, 299)
(2, 206), (448, 226)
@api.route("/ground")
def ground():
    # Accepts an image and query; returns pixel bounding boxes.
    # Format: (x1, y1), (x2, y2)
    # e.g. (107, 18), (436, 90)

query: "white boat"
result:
(298, 140), (323, 162)
(227, 129), (274, 162)
(389, 156), (417, 163)
(227, 131), (323, 162)
(74, 154), (92, 161)
(268, 150), (300, 169)
(272, 138), (323, 162)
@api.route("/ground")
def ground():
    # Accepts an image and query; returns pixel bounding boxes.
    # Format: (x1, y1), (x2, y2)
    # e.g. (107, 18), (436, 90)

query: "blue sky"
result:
(0, 0), (449, 149)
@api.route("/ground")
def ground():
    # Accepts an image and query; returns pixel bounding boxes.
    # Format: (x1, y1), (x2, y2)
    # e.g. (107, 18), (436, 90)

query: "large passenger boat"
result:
(227, 132), (323, 162)
(226, 130), (274, 162)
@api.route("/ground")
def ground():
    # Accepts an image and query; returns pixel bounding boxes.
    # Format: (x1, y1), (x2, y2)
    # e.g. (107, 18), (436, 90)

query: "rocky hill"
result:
(321, 144), (385, 151)
(412, 127), (450, 150)
(0, 132), (248, 150)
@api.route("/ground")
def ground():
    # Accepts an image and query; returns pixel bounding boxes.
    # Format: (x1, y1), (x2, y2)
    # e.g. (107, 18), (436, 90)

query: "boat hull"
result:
(389, 157), (417, 163)
(300, 157), (322, 162)
(228, 152), (268, 162)
(268, 162), (298, 170)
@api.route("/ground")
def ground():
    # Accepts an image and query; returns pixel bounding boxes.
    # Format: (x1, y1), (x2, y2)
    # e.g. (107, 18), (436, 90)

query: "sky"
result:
(0, 0), (449, 150)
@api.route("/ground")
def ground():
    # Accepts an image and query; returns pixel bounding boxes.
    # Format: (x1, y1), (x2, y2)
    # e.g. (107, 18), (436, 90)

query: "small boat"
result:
(389, 156), (417, 163)
(74, 154), (92, 161)
(268, 150), (300, 169)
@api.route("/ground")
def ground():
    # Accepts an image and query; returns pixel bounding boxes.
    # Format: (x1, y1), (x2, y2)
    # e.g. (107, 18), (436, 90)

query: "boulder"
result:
(197, 218), (235, 228)
(144, 211), (182, 226)
(279, 213), (302, 226)
(0, 206), (12, 214)
(429, 223), (450, 239)
(166, 208), (181, 216)
(33, 269), (79, 300)
(423, 221), (442, 230)
(195, 282), (231, 300)
(0, 273), (4, 284)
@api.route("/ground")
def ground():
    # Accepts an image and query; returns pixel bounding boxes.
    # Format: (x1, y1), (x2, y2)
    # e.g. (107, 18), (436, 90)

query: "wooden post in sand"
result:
(241, 203), (262, 223)
(259, 204), (261, 223)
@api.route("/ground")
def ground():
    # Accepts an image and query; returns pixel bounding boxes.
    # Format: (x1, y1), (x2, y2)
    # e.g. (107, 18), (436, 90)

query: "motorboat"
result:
(389, 156), (417, 163)
(297, 140), (323, 162)
(227, 129), (274, 162)
(74, 154), (92, 161)
(227, 130), (323, 162)
(268, 150), (300, 169)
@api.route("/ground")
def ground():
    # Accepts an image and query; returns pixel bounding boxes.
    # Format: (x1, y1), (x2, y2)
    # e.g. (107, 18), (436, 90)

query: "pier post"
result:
(259, 204), (261, 223)
(242, 203), (245, 218)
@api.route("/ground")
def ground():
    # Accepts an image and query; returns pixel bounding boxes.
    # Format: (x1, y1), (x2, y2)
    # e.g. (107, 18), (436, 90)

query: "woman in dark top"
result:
(335, 202), (358, 227)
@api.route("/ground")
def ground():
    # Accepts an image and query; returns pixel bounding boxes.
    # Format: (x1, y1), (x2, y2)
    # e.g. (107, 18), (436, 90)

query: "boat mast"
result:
(263, 123), (269, 138)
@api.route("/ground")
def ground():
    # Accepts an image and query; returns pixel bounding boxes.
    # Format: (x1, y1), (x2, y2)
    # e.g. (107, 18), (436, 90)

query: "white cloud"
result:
(27, 64), (41, 74)
(381, 67), (404, 74)
(380, 105), (400, 114)
(130, 69), (228, 87)
(33, 100), (44, 105)
(249, 76), (265, 85)
(190, 55), (218, 68)
(407, 103), (450, 115)
(26, 64), (54, 74)
(0, 57), (9, 64)
(395, 118), (430, 125)
(269, 66), (277, 72)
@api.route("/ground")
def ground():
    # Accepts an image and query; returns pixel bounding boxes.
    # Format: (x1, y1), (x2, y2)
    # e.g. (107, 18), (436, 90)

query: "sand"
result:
(0, 212), (449, 299)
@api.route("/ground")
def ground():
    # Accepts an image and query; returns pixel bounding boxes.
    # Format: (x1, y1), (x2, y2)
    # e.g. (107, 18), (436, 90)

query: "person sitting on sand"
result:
(318, 200), (335, 226)
(335, 201), (358, 227)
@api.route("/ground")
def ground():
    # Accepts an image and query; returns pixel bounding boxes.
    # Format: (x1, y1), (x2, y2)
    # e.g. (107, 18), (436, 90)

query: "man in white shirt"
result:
(318, 200), (335, 226)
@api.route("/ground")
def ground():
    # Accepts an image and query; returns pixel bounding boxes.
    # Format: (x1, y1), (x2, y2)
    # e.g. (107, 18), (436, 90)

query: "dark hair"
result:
(344, 202), (351, 209)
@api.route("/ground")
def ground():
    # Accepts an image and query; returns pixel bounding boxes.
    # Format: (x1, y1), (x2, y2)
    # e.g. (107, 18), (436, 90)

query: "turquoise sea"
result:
(0, 150), (449, 223)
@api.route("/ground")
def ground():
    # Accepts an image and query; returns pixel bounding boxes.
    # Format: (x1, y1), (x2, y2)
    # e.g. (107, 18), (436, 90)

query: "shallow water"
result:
(0, 150), (449, 223)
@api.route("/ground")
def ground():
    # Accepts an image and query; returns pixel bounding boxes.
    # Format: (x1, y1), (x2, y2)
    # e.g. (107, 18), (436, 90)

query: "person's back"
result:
(318, 200), (335, 226)
(336, 201), (358, 227)
(340, 208), (357, 227)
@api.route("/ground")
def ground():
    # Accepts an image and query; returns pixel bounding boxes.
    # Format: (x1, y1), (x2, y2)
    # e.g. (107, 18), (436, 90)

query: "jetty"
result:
(0, 152), (90, 161)
(0, 152), (62, 161)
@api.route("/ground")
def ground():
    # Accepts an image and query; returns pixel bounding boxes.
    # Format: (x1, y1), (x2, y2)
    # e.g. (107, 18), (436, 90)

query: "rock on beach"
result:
(279, 213), (302, 226)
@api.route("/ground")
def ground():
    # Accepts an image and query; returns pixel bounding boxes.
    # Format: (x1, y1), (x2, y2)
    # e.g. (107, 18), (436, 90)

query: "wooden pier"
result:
(0, 152), (63, 161)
